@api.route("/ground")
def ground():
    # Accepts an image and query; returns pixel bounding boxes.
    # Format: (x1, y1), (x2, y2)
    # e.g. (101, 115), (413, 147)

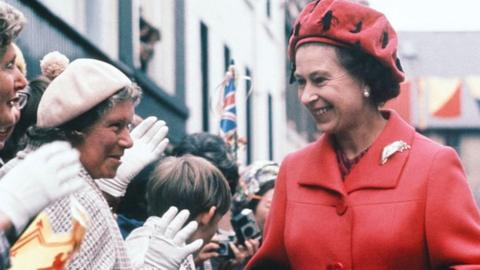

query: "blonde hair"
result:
(13, 43), (26, 75)
(147, 155), (232, 220)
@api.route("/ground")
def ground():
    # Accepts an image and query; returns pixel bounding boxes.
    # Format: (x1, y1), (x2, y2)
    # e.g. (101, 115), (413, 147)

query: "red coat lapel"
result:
(297, 133), (346, 196)
(345, 110), (415, 193)
(297, 110), (415, 195)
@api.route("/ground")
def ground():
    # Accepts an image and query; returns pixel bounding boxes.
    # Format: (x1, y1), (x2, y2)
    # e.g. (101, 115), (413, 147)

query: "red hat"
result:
(288, 0), (404, 83)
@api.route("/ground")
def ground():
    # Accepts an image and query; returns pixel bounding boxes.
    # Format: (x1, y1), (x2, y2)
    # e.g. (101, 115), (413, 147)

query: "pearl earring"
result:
(363, 88), (370, 98)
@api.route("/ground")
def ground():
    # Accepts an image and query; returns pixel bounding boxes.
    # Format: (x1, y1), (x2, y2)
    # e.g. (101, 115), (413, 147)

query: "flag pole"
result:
(229, 59), (239, 162)
(233, 124), (238, 161)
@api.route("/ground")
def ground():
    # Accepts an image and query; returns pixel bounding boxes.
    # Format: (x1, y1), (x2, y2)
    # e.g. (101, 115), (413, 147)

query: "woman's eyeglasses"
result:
(11, 91), (29, 110)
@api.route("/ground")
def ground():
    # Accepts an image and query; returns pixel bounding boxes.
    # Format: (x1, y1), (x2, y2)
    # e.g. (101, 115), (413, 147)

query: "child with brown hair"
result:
(145, 154), (232, 269)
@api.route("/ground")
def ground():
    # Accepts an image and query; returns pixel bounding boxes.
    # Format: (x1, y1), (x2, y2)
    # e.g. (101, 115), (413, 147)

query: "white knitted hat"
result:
(37, 58), (131, 128)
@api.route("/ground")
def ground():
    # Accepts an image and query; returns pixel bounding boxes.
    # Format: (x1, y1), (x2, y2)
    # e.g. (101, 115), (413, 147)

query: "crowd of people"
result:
(0, 0), (479, 269)
(0, 3), (275, 269)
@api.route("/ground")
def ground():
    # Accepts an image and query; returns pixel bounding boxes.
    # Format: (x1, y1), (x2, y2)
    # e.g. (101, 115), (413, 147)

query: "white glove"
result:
(0, 141), (85, 232)
(126, 206), (203, 270)
(96, 116), (169, 197)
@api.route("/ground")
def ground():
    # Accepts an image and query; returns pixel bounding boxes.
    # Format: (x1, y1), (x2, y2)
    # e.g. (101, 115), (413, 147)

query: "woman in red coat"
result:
(247, 0), (480, 269)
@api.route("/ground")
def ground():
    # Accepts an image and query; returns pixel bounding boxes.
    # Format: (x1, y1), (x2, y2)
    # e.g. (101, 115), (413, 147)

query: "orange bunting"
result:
(422, 77), (462, 118)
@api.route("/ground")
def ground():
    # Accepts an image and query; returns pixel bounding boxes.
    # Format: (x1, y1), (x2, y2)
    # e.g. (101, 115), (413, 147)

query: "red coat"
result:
(248, 110), (480, 270)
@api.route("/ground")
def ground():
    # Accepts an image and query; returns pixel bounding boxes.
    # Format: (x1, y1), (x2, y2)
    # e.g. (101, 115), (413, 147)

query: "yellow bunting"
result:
(9, 198), (89, 270)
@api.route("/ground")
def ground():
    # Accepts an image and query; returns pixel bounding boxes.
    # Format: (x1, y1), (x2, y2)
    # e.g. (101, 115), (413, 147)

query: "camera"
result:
(231, 208), (262, 244)
(216, 234), (235, 259)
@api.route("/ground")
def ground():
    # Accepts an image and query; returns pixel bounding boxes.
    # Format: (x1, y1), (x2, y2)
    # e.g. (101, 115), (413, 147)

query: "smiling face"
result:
(0, 43), (27, 149)
(294, 44), (371, 136)
(76, 100), (134, 179)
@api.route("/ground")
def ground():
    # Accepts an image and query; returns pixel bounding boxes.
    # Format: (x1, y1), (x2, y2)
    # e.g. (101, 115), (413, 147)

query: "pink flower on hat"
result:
(40, 51), (70, 80)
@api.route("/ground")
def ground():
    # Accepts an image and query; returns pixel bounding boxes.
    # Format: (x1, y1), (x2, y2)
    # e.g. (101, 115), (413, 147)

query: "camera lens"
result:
(243, 226), (255, 237)
(217, 241), (229, 256)
(218, 243), (226, 253)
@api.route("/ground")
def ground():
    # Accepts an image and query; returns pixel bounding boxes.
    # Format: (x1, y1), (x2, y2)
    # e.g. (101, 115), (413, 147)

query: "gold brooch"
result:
(380, 140), (411, 165)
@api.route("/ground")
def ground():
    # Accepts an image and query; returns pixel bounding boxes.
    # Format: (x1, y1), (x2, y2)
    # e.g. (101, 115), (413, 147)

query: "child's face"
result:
(191, 214), (223, 247)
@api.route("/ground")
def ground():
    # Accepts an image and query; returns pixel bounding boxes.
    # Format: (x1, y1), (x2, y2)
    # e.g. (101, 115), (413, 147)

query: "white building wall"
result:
(251, 0), (289, 161)
(184, 0), (256, 159)
(97, 1), (120, 60)
(183, 0), (291, 165)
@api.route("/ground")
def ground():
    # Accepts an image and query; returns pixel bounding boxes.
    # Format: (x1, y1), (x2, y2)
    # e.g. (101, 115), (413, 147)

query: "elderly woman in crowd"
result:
(248, 0), (480, 269)
(1, 56), (203, 269)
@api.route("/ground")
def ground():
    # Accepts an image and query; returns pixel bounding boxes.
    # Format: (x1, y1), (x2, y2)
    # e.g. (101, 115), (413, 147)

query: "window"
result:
(266, 0), (271, 18)
(268, 93), (273, 160)
(200, 22), (209, 132)
(445, 131), (461, 155)
(139, 16), (161, 71)
(39, 0), (119, 59)
(224, 46), (231, 72)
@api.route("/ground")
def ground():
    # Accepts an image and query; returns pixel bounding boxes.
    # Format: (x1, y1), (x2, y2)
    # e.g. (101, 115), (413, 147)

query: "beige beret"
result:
(37, 58), (132, 128)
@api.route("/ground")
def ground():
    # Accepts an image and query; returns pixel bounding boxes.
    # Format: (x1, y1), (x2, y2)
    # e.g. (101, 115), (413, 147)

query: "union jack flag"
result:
(219, 64), (237, 144)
